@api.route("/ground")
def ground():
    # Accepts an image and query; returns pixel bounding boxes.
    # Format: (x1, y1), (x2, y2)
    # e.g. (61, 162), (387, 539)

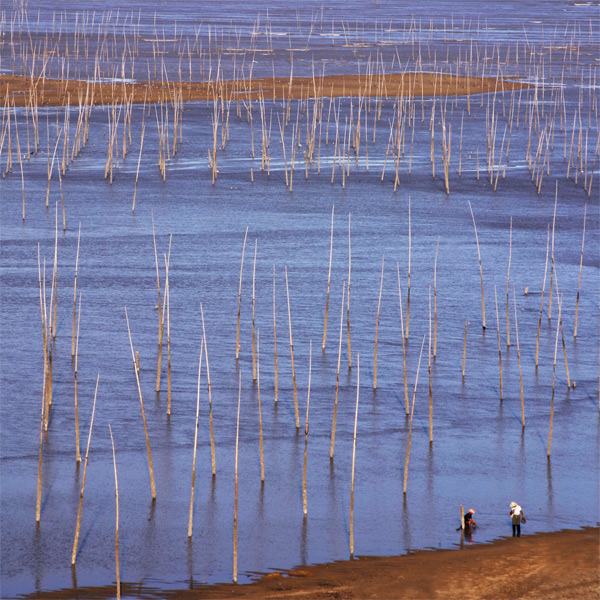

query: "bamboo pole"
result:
(462, 320), (468, 379)
(322, 205), (334, 350)
(71, 223), (81, 357)
(285, 266), (300, 429)
(132, 123), (145, 212)
(428, 286), (433, 444)
(188, 339), (203, 537)
(273, 265), (278, 403)
(547, 292), (562, 458)
(71, 373), (99, 565)
(125, 307), (157, 500)
(506, 217), (512, 347)
(152, 213), (163, 391)
(347, 213), (352, 368)
(494, 286), (503, 401)
(553, 267), (571, 388)
(252, 239), (257, 381)
(74, 291), (82, 463)
(236, 227), (249, 360)
(233, 370), (241, 584)
(535, 226), (551, 368)
(108, 424), (120, 600)
(35, 361), (45, 525)
(330, 282), (346, 460)
(373, 252), (385, 390)
(257, 329), (265, 483)
(433, 237), (439, 358)
(403, 335), (426, 495)
(405, 199), (411, 339)
(468, 201), (486, 329)
(396, 263), (409, 415)
(548, 185), (557, 322)
(573, 205), (587, 338)
(349, 352), (360, 557)
(302, 340), (312, 516)
(165, 253), (172, 415)
(513, 288), (525, 428)
(200, 304), (216, 477)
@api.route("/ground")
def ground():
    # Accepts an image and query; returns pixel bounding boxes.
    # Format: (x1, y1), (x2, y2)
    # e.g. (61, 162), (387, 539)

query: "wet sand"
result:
(1, 71), (531, 107)
(21, 527), (599, 599)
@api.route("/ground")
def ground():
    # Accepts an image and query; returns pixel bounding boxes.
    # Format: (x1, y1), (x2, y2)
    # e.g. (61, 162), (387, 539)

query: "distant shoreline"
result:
(1, 71), (532, 107)
(19, 526), (599, 599)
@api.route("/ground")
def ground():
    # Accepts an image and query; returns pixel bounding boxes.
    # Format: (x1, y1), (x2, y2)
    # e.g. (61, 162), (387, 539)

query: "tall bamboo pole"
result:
(349, 352), (360, 557)
(506, 217), (512, 347)
(373, 252), (385, 390)
(403, 336), (426, 495)
(322, 205), (334, 350)
(433, 237), (439, 358)
(285, 266), (300, 429)
(494, 286), (503, 401)
(108, 424), (120, 600)
(513, 288), (525, 428)
(273, 265), (279, 403)
(548, 185), (558, 322)
(302, 340), (312, 516)
(233, 370), (241, 584)
(200, 304), (216, 477)
(428, 286), (433, 444)
(547, 292), (562, 458)
(71, 373), (99, 565)
(396, 263), (409, 415)
(252, 239), (257, 381)
(347, 213), (352, 369)
(330, 282), (346, 459)
(188, 340), (204, 537)
(468, 201), (486, 329)
(74, 291), (82, 463)
(573, 205), (587, 338)
(257, 329), (265, 483)
(71, 222), (81, 357)
(553, 267), (571, 388)
(405, 199), (412, 339)
(236, 227), (249, 360)
(125, 307), (157, 499)
(535, 226), (551, 368)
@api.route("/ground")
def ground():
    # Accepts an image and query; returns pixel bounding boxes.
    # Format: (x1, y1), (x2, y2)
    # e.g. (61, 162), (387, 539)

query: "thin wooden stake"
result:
(547, 291), (562, 458)
(200, 304), (216, 477)
(302, 340), (312, 516)
(285, 266), (300, 429)
(347, 213), (352, 368)
(188, 339), (203, 537)
(513, 288), (525, 428)
(494, 287), (503, 401)
(330, 282), (346, 459)
(506, 217), (512, 347)
(373, 252), (385, 390)
(257, 330), (265, 483)
(396, 263), (409, 415)
(349, 352), (360, 556)
(573, 205), (587, 338)
(108, 424), (120, 600)
(233, 370), (241, 584)
(236, 228), (249, 360)
(322, 205), (334, 350)
(468, 201), (486, 329)
(71, 222), (81, 357)
(273, 265), (279, 403)
(252, 239), (257, 381)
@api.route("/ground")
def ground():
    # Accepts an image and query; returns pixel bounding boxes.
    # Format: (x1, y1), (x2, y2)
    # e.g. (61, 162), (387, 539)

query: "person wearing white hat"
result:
(510, 502), (526, 537)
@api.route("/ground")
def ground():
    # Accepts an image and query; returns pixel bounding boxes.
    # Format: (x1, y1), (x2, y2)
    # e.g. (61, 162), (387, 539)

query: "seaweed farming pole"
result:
(405, 199), (411, 339)
(347, 213), (352, 368)
(252, 240), (257, 382)
(108, 425), (120, 600)
(257, 330), (265, 483)
(462, 320), (468, 379)
(373, 252), (385, 390)
(548, 185), (558, 322)
(71, 374), (99, 565)
(71, 223), (81, 357)
(468, 201), (486, 329)
(322, 205), (334, 351)
(273, 265), (278, 403)
(535, 226), (551, 369)
(282, 266), (300, 431)
(349, 352), (360, 557)
(330, 282), (346, 459)
(433, 237), (440, 358)
(403, 335), (426, 495)
(396, 263), (409, 415)
(573, 205), (587, 338)
(302, 340), (312, 516)
(74, 292), (82, 463)
(494, 286), (503, 401)
(201, 304), (216, 477)
(132, 123), (145, 213)
(188, 339), (203, 538)
(513, 288), (525, 429)
(236, 227), (249, 361)
(428, 286), (433, 444)
(233, 370), (241, 584)
(553, 267), (571, 388)
(547, 291), (562, 458)
(125, 308), (157, 500)
(506, 217), (512, 347)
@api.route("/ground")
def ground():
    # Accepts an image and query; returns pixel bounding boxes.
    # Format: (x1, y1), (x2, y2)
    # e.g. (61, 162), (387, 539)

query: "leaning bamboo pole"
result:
(547, 291), (562, 458)
(108, 424), (120, 600)
(468, 201), (486, 329)
(373, 252), (385, 390)
(403, 335), (426, 495)
(535, 226), (551, 368)
(125, 307), (157, 500)
(513, 288), (525, 428)
(349, 352), (360, 557)
(396, 263), (409, 415)
(330, 282), (346, 459)
(322, 205), (334, 350)
(494, 286), (503, 401)
(233, 370), (241, 584)
(236, 227), (249, 360)
(71, 373), (99, 565)
(285, 265), (300, 429)
(200, 304), (216, 477)
(573, 204), (587, 338)
(188, 339), (204, 537)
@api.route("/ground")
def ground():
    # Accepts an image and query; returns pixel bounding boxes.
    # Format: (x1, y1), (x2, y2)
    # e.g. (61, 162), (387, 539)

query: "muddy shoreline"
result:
(1, 71), (531, 107)
(19, 527), (599, 599)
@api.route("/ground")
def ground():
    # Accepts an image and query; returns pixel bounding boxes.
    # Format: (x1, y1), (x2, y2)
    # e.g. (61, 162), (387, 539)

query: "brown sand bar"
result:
(21, 527), (599, 599)
(1, 71), (532, 107)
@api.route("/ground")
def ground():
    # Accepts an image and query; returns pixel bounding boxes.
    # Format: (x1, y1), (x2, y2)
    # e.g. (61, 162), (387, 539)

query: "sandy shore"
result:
(20, 527), (599, 599)
(1, 71), (531, 107)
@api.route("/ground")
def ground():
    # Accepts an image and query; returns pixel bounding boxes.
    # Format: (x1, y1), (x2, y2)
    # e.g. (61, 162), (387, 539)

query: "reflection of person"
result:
(464, 508), (476, 529)
(510, 502), (525, 537)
